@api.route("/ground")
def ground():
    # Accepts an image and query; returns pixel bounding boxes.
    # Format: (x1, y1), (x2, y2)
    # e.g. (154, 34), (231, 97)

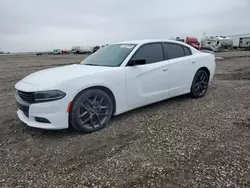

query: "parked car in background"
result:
(15, 39), (215, 133)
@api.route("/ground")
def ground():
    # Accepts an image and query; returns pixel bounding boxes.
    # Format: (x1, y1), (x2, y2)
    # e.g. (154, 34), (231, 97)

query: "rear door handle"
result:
(192, 61), (196, 64)
(162, 69), (168, 72)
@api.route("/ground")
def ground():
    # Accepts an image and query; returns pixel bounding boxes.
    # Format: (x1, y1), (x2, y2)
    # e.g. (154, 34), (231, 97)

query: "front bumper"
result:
(15, 92), (69, 130)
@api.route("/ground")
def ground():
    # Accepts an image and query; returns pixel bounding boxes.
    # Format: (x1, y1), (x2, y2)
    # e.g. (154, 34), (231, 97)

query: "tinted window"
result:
(164, 43), (185, 60)
(183, 46), (192, 56)
(80, 44), (136, 67)
(132, 43), (164, 64)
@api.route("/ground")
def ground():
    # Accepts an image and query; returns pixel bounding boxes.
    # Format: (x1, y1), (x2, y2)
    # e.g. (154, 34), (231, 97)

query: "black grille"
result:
(23, 111), (29, 118)
(17, 90), (34, 103)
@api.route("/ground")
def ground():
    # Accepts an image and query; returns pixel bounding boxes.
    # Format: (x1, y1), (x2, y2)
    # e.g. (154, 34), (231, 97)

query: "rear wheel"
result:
(190, 70), (209, 98)
(70, 89), (113, 133)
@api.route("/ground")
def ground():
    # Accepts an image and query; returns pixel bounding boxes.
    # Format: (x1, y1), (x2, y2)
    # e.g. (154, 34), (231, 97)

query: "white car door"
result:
(163, 43), (197, 97)
(125, 43), (170, 109)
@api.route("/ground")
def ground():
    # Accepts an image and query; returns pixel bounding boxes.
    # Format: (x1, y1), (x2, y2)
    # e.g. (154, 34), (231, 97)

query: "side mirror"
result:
(129, 59), (146, 66)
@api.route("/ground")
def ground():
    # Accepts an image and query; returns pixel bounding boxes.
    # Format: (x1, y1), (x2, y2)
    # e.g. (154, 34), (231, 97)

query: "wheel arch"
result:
(70, 85), (117, 114)
(196, 67), (210, 78)
(189, 66), (210, 98)
(190, 66), (210, 92)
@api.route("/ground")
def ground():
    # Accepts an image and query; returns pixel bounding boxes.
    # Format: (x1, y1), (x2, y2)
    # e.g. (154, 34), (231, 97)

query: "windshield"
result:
(80, 44), (136, 67)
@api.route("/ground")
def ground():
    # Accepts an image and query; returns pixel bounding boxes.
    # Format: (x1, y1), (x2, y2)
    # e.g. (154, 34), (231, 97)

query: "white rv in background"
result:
(239, 37), (250, 49)
(200, 36), (233, 52)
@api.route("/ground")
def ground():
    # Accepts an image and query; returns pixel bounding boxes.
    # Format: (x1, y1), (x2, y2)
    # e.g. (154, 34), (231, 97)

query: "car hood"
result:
(21, 64), (112, 85)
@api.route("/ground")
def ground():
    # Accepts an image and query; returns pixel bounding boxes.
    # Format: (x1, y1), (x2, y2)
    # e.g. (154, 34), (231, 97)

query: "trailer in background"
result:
(227, 33), (250, 50)
(200, 36), (233, 52)
(239, 37), (250, 50)
(71, 46), (93, 54)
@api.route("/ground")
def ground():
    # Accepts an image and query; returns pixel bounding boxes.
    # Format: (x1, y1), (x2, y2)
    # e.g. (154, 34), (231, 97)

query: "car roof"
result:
(112, 39), (187, 45)
(111, 39), (200, 54)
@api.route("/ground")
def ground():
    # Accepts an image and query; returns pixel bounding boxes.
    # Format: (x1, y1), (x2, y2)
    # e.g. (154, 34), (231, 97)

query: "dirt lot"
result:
(0, 53), (250, 188)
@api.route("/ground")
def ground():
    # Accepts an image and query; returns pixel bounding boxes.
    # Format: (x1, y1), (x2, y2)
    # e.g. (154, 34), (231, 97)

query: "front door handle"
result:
(162, 69), (168, 72)
(192, 61), (196, 64)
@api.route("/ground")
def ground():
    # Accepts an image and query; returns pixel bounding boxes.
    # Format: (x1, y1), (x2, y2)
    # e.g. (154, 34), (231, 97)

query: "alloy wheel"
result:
(194, 71), (209, 96)
(77, 95), (110, 130)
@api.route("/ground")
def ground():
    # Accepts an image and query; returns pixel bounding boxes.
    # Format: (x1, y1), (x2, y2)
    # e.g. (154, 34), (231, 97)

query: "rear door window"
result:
(183, 46), (192, 56)
(164, 43), (186, 60)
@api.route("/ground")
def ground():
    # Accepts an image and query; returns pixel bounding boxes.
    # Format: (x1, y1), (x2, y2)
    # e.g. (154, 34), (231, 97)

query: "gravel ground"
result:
(0, 53), (250, 188)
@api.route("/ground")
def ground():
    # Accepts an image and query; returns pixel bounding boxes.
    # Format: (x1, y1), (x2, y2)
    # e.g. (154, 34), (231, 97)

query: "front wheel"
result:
(69, 89), (113, 133)
(190, 70), (209, 98)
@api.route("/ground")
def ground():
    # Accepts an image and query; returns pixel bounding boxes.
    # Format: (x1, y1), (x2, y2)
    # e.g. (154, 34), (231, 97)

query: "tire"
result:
(69, 89), (113, 133)
(189, 70), (209, 98)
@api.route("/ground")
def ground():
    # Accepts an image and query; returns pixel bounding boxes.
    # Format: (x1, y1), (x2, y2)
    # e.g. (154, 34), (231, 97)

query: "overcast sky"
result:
(0, 0), (250, 52)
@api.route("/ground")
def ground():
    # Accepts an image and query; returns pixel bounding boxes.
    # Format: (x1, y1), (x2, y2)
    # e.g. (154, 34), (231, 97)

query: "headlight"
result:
(34, 90), (66, 102)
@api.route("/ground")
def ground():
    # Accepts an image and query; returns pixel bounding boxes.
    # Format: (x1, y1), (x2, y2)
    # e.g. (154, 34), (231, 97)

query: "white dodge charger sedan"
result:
(15, 39), (216, 133)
